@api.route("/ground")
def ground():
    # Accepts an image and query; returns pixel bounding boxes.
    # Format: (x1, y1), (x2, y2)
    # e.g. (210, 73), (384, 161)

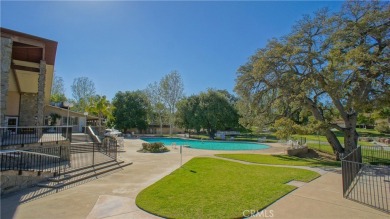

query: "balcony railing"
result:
(0, 126), (72, 147)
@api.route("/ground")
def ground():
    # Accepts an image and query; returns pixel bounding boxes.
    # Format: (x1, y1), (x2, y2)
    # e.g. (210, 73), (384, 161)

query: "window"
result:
(72, 117), (79, 125)
(62, 117), (79, 125)
(62, 117), (68, 126)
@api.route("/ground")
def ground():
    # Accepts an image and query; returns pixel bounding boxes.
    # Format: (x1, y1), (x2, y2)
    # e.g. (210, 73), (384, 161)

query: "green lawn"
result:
(189, 133), (279, 143)
(216, 154), (340, 167)
(136, 157), (319, 219)
(188, 129), (387, 156)
(294, 128), (390, 148)
(306, 142), (335, 155)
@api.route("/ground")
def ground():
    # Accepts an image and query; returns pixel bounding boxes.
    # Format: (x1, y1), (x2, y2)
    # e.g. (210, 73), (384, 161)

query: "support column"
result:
(37, 60), (46, 126)
(1, 37), (13, 127)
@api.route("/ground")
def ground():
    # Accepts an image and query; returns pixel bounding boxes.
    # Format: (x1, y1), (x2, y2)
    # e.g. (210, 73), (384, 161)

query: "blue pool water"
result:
(141, 138), (269, 151)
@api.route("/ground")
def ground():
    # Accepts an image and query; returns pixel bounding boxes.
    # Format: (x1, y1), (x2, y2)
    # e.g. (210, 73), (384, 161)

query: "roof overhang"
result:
(1, 27), (58, 65)
(44, 105), (99, 120)
(1, 28), (58, 104)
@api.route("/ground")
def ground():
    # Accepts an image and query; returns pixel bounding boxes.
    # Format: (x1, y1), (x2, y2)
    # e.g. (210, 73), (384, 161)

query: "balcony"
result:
(1, 126), (72, 147)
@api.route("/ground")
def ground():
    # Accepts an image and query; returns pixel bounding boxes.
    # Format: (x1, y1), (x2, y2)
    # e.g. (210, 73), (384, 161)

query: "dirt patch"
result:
(296, 149), (336, 161)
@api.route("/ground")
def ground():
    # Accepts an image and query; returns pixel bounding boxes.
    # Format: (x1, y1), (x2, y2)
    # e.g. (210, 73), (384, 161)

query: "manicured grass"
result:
(293, 134), (375, 147)
(216, 154), (340, 167)
(294, 128), (390, 149)
(307, 142), (335, 155)
(189, 133), (279, 143)
(136, 157), (319, 219)
(362, 147), (390, 165)
(189, 134), (210, 140)
(233, 137), (279, 143)
(356, 128), (390, 137)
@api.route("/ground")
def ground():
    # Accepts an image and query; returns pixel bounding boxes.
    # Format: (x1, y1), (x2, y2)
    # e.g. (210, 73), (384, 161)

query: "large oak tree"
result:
(235, 1), (389, 159)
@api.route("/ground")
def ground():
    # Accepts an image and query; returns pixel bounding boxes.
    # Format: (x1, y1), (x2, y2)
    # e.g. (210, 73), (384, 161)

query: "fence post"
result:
(115, 139), (118, 161)
(58, 146), (62, 177)
(92, 142), (95, 166)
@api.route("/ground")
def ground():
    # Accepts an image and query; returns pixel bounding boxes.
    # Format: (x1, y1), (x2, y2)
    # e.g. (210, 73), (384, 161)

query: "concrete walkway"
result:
(1, 139), (388, 219)
(260, 172), (389, 219)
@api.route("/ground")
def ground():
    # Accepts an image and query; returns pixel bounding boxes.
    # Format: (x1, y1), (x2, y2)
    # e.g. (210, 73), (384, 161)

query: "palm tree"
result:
(86, 95), (112, 127)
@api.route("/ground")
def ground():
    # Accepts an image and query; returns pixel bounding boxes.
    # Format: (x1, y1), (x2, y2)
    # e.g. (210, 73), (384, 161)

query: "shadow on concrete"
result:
(1, 168), (122, 219)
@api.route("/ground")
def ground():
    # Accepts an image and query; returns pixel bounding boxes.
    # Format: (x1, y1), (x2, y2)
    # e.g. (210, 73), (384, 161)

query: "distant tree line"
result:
(51, 71), (241, 138)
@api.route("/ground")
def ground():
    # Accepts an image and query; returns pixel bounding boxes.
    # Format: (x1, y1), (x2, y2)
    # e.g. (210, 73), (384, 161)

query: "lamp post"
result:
(84, 112), (88, 134)
(63, 101), (74, 140)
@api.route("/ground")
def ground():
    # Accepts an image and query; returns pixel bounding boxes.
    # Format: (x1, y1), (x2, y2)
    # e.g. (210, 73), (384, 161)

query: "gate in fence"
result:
(68, 137), (118, 170)
(341, 145), (390, 213)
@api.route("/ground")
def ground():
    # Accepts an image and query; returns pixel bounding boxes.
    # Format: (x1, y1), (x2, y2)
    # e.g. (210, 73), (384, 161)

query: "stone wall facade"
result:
(287, 146), (309, 156)
(1, 170), (54, 194)
(1, 37), (13, 127)
(37, 60), (46, 126)
(19, 93), (38, 126)
(1, 37), (46, 128)
(1, 141), (71, 194)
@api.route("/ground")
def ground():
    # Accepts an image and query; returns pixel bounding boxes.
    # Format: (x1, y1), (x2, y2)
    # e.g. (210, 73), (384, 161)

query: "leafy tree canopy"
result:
(235, 1), (389, 158)
(160, 71), (184, 135)
(86, 95), (112, 127)
(50, 75), (67, 103)
(145, 82), (168, 135)
(112, 90), (150, 132)
(71, 77), (96, 112)
(176, 89), (240, 138)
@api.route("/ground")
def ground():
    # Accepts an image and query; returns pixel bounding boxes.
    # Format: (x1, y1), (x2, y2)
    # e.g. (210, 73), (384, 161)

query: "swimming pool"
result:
(141, 137), (269, 151)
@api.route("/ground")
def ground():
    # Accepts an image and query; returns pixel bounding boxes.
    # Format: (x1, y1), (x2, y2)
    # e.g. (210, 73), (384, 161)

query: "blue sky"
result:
(1, 1), (343, 100)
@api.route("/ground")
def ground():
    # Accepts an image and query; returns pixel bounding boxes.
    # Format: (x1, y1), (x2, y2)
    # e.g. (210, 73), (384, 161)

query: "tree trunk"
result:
(304, 98), (345, 160)
(208, 129), (215, 139)
(344, 128), (359, 153)
(159, 116), (163, 135)
(324, 129), (344, 161)
(343, 113), (361, 162)
(169, 114), (173, 136)
(169, 123), (173, 136)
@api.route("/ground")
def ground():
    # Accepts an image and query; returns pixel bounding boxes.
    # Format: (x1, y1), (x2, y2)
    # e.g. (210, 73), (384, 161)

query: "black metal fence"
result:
(0, 145), (69, 176)
(362, 146), (390, 165)
(65, 137), (118, 170)
(99, 137), (118, 160)
(1, 137), (118, 179)
(0, 126), (72, 147)
(342, 146), (390, 213)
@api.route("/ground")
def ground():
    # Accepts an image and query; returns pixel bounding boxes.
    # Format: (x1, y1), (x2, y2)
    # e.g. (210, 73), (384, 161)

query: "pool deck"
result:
(1, 139), (388, 219)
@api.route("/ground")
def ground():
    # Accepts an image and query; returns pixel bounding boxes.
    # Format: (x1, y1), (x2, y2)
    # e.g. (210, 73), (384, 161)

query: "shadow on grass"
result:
(270, 154), (340, 167)
(180, 166), (197, 173)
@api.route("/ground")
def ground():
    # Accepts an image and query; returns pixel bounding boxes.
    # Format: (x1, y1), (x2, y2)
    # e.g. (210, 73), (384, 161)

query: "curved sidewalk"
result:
(260, 171), (389, 219)
(1, 139), (388, 219)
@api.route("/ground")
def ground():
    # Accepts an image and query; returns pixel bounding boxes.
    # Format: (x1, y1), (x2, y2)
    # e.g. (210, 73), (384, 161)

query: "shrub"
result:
(359, 137), (373, 142)
(268, 127), (277, 132)
(375, 122), (390, 134)
(140, 142), (169, 153)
